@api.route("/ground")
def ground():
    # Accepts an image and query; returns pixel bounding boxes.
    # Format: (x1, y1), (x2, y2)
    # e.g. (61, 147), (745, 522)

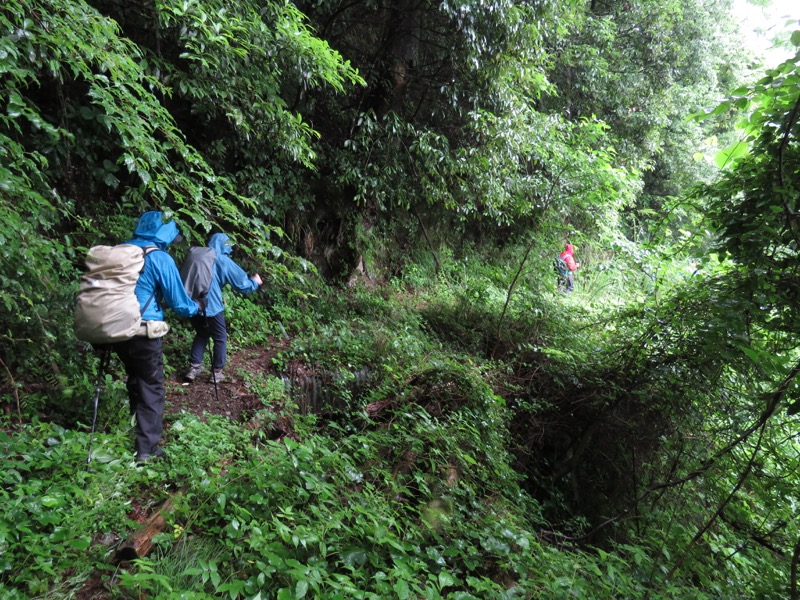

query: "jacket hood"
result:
(564, 243), (575, 255)
(208, 233), (233, 256)
(132, 211), (181, 248)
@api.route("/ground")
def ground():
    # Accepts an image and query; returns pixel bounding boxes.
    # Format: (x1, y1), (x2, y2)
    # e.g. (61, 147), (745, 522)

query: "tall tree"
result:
(543, 0), (744, 238)
(293, 0), (639, 278)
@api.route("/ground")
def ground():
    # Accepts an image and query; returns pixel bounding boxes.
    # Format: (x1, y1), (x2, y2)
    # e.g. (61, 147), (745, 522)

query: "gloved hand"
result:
(195, 296), (207, 315)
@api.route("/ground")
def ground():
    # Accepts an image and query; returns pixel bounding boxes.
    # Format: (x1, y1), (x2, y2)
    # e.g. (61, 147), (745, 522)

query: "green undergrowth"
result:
(0, 245), (791, 598)
(0, 409), (717, 599)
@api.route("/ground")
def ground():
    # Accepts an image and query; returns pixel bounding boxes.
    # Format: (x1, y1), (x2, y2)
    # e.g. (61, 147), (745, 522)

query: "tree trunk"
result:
(375, 0), (421, 119)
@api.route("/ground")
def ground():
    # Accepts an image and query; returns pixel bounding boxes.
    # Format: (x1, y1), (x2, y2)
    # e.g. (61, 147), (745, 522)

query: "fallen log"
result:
(114, 495), (178, 563)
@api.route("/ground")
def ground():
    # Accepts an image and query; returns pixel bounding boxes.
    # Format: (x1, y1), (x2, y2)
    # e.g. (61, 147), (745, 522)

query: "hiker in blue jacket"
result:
(184, 233), (262, 383)
(114, 211), (202, 463)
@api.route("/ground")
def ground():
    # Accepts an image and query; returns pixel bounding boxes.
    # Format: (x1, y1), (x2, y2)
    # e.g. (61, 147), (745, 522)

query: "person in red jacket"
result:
(559, 243), (580, 293)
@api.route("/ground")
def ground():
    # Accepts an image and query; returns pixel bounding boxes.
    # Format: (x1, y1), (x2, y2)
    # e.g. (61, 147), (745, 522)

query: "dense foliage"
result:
(2, 0), (800, 597)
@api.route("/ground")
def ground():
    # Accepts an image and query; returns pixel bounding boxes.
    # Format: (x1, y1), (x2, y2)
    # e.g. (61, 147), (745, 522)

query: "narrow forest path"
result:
(163, 337), (288, 423)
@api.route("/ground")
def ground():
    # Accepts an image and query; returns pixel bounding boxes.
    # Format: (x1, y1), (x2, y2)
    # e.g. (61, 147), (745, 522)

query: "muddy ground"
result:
(164, 344), (280, 423)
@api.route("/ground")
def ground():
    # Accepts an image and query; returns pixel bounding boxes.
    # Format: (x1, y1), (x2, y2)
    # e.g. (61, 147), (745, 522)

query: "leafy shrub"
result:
(0, 421), (137, 596)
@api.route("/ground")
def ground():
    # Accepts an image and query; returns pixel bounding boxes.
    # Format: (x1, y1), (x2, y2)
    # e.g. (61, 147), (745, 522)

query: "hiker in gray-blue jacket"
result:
(114, 211), (201, 463)
(184, 233), (262, 383)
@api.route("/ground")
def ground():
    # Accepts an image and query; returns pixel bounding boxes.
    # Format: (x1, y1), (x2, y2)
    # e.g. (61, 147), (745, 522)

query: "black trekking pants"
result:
(113, 336), (165, 457)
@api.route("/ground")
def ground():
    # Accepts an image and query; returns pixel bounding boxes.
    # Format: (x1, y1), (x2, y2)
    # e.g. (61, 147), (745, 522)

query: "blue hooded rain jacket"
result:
(205, 233), (259, 317)
(125, 211), (199, 321)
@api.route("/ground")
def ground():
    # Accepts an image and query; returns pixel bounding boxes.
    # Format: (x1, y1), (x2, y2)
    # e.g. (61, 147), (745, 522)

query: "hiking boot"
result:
(208, 370), (225, 384)
(185, 364), (204, 382)
(136, 446), (167, 463)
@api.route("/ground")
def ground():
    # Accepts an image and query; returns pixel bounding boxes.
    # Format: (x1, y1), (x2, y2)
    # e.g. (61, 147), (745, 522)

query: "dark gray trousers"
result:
(113, 336), (165, 457)
(189, 313), (228, 371)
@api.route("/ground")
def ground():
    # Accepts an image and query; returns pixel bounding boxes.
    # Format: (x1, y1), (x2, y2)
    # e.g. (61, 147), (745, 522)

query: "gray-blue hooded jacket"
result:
(204, 233), (260, 317)
(124, 211), (199, 321)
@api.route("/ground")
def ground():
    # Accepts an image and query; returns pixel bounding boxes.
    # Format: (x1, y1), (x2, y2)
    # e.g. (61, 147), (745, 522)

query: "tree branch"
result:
(791, 532), (800, 600)
(665, 419), (767, 581)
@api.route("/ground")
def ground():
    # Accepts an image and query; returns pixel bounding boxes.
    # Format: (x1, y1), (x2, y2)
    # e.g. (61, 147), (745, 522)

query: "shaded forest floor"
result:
(164, 345), (280, 423)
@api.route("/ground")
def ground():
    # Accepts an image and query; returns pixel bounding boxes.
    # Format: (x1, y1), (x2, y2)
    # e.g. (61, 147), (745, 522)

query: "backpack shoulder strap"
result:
(140, 246), (164, 315)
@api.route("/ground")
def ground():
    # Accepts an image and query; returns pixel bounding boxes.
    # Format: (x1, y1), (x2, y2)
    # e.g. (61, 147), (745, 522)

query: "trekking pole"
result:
(211, 367), (220, 404)
(86, 347), (111, 467)
(207, 330), (220, 405)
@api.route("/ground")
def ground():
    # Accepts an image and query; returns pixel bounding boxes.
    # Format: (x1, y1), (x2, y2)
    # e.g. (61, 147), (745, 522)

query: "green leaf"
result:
(342, 549), (367, 567)
(715, 141), (749, 169)
(438, 571), (456, 589)
(394, 580), (411, 599)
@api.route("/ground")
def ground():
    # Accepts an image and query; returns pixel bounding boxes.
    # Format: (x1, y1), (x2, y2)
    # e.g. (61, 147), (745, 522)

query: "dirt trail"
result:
(164, 343), (284, 422)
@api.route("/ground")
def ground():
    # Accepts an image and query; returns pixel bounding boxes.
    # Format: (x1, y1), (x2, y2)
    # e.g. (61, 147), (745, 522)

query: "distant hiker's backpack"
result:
(180, 246), (217, 301)
(554, 256), (569, 277)
(74, 245), (159, 344)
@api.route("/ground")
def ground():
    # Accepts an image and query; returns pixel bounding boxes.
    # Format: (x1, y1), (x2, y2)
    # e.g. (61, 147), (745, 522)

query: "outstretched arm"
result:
(219, 256), (260, 295)
(152, 253), (199, 317)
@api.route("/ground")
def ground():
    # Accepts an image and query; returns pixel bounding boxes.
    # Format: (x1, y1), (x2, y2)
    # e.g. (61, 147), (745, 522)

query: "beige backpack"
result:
(74, 245), (159, 344)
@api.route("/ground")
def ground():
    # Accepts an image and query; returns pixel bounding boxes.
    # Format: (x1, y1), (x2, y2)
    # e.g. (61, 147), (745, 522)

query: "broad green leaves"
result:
(696, 49), (800, 269)
(154, 0), (363, 168)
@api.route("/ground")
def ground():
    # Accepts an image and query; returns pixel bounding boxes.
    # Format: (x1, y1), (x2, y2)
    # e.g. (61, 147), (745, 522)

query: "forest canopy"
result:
(1, 0), (800, 597)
